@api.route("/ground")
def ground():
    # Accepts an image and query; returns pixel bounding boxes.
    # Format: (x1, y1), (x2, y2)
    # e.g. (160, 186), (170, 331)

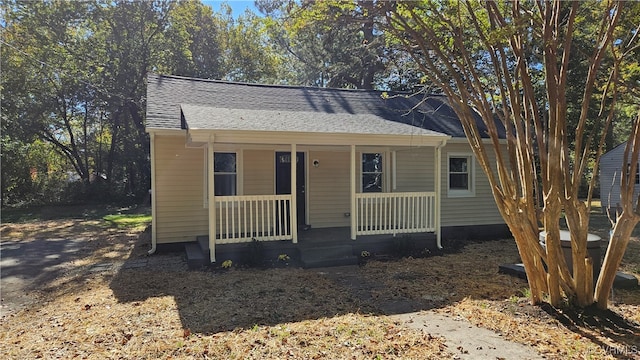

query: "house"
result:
(145, 73), (509, 263)
(599, 142), (640, 212)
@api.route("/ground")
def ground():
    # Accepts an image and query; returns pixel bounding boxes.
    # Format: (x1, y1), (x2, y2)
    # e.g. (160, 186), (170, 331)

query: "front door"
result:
(275, 152), (306, 230)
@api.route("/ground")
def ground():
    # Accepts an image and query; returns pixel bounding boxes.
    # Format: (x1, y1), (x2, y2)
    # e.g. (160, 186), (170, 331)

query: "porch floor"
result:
(186, 227), (437, 269)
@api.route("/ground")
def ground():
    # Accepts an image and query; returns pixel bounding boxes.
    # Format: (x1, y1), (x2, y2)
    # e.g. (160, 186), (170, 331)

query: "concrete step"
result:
(185, 243), (207, 270)
(300, 245), (359, 268)
(196, 235), (209, 253)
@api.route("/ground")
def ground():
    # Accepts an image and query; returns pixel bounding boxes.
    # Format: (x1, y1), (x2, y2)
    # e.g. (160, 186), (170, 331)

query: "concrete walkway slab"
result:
(391, 311), (544, 360)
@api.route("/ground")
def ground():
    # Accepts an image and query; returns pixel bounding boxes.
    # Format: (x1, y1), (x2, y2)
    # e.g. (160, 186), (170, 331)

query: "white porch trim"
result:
(207, 137), (216, 262)
(435, 142), (444, 249)
(355, 192), (437, 235)
(350, 144), (357, 240)
(290, 143), (298, 244)
(148, 132), (158, 255)
(214, 195), (294, 243)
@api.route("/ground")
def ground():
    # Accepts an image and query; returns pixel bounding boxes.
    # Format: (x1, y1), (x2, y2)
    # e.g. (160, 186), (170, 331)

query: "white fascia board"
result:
(187, 129), (449, 147)
(146, 128), (186, 136)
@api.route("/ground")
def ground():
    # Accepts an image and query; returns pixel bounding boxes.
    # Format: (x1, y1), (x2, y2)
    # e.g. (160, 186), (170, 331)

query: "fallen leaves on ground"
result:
(1, 213), (639, 360)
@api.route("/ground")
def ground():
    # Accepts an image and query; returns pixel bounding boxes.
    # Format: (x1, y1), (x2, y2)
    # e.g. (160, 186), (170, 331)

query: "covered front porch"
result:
(202, 143), (445, 263)
(181, 104), (450, 263)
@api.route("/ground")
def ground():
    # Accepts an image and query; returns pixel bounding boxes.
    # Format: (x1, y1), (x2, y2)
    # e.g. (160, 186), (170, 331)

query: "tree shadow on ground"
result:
(108, 234), (458, 334)
(1, 237), (88, 294)
(109, 231), (640, 360)
(0, 217), (130, 297)
(109, 265), (376, 334)
(0, 217), (144, 315)
(542, 303), (640, 360)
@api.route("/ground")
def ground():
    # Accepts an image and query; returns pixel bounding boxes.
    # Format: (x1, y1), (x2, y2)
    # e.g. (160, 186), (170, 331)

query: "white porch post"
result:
(291, 143), (298, 243)
(350, 144), (357, 240)
(207, 137), (216, 262)
(148, 132), (157, 255)
(391, 151), (397, 191)
(435, 143), (443, 249)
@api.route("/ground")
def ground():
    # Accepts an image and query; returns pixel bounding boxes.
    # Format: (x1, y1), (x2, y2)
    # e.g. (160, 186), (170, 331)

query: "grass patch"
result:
(1, 204), (150, 223)
(103, 213), (151, 230)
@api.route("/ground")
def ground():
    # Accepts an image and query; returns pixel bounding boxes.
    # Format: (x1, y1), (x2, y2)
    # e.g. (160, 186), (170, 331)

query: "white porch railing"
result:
(355, 192), (436, 236)
(214, 195), (293, 244)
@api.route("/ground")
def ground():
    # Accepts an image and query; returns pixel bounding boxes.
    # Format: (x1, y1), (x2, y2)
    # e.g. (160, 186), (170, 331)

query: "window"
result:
(626, 163), (640, 184)
(448, 154), (474, 197)
(214, 152), (236, 196)
(362, 153), (383, 193)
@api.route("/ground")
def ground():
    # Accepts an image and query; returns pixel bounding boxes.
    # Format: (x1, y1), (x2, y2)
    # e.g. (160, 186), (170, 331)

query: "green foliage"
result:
(1, 0), (281, 207)
(5, 0), (632, 212)
(103, 213), (152, 230)
(259, 0), (396, 89)
(162, 0), (224, 79)
(220, 8), (282, 83)
(1, 204), (149, 223)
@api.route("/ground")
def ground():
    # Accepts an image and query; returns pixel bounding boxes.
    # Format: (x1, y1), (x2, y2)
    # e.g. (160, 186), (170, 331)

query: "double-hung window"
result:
(362, 153), (383, 193)
(214, 152), (237, 196)
(448, 154), (474, 197)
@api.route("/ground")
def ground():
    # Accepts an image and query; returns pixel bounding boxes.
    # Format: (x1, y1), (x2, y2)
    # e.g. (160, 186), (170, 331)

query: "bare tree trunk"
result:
(506, 217), (547, 304)
(595, 112), (640, 308)
(596, 214), (638, 308)
(385, 0), (630, 309)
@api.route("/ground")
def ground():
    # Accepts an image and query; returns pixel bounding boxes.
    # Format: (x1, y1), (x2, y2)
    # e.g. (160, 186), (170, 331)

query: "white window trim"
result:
(204, 149), (243, 208)
(447, 152), (475, 198)
(360, 152), (387, 193)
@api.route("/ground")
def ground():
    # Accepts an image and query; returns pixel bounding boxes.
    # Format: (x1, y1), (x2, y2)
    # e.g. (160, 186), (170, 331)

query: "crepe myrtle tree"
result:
(386, 0), (640, 308)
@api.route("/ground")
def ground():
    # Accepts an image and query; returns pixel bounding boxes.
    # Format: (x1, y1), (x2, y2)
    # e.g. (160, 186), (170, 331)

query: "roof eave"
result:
(187, 129), (450, 147)
(146, 127), (185, 135)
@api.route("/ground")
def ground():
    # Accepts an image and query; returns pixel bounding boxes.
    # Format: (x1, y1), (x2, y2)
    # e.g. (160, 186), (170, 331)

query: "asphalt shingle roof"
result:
(181, 105), (445, 136)
(146, 73), (501, 138)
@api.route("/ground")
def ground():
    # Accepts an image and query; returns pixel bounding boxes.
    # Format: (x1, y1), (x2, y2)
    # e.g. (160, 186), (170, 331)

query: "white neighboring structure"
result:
(599, 142), (640, 211)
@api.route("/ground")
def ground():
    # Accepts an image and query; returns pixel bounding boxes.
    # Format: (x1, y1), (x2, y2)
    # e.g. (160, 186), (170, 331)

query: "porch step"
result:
(299, 245), (359, 269)
(185, 243), (207, 270)
(197, 235), (209, 253)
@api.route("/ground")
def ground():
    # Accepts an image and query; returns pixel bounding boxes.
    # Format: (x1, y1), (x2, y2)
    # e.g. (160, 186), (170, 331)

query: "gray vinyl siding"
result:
(395, 148), (435, 192)
(599, 143), (640, 209)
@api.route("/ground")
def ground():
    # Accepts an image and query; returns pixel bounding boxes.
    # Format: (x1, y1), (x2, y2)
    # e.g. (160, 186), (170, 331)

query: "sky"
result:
(202, 1), (259, 17)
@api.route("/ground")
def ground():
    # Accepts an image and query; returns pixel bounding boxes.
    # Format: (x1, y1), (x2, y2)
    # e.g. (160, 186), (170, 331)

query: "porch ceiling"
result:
(181, 104), (450, 147)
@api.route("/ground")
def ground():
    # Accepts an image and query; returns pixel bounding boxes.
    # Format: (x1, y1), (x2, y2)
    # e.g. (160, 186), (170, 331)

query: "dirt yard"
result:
(1, 206), (639, 359)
